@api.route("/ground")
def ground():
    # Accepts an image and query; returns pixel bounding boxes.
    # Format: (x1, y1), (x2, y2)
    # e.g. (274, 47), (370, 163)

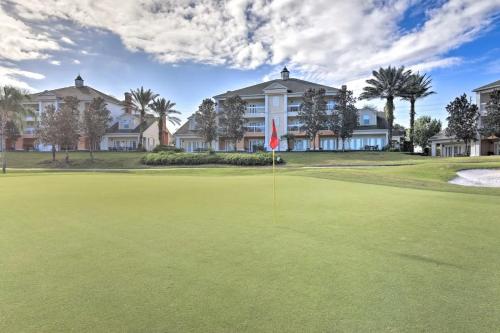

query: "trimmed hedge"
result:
(142, 152), (283, 166)
(152, 145), (184, 153)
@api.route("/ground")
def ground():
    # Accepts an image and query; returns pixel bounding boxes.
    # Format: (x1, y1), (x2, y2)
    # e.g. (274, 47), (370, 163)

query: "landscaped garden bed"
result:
(141, 151), (284, 166)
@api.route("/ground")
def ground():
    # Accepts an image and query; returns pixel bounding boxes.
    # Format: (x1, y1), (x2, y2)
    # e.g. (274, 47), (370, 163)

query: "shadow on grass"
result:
(393, 252), (464, 269)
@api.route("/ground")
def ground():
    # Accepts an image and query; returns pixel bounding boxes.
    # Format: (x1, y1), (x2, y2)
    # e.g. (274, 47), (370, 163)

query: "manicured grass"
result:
(2, 151), (146, 169)
(1, 170), (500, 332)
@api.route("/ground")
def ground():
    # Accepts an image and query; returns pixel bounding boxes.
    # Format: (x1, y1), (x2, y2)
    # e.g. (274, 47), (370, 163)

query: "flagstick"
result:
(272, 149), (276, 223)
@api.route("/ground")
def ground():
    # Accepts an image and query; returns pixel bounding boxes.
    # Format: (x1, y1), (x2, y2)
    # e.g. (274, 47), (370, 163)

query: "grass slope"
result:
(1, 172), (500, 332)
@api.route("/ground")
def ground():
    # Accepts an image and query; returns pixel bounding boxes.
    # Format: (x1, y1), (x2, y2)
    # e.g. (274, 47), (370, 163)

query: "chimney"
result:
(75, 74), (84, 87)
(341, 85), (347, 92)
(124, 92), (133, 114)
(281, 66), (290, 80)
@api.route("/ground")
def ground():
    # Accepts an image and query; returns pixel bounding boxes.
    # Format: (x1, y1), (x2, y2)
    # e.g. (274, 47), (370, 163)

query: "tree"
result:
(150, 98), (181, 146)
(445, 94), (479, 155)
(413, 116), (441, 152)
(281, 132), (296, 151)
(58, 96), (81, 163)
(219, 95), (246, 151)
(194, 98), (217, 149)
(81, 97), (111, 161)
(37, 104), (59, 161)
(0, 86), (32, 173)
(360, 66), (411, 148)
(401, 73), (435, 152)
(298, 88), (328, 150)
(130, 87), (158, 150)
(334, 87), (358, 151)
(480, 89), (500, 137)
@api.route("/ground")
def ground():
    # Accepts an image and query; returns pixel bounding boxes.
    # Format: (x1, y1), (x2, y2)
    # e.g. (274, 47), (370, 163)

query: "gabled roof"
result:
(473, 79), (500, 92)
(30, 86), (123, 105)
(214, 78), (339, 99)
(429, 130), (456, 141)
(106, 116), (156, 134)
(174, 116), (197, 136)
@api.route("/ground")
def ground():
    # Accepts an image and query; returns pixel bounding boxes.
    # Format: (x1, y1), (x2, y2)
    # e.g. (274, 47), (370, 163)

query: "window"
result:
(363, 114), (370, 125)
(327, 100), (335, 110)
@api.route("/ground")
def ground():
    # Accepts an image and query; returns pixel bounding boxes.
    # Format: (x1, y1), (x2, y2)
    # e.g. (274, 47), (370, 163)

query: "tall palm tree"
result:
(360, 66), (411, 148)
(130, 87), (158, 150)
(401, 73), (435, 152)
(149, 98), (181, 145)
(0, 86), (33, 173)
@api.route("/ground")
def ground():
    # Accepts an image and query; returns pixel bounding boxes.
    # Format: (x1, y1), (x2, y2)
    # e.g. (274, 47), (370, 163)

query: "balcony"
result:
(287, 105), (300, 112)
(23, 128), (36, 135)
(245, 105), (265, 117)
(287, 124), (304, 132)
(245, 125), (265, 133)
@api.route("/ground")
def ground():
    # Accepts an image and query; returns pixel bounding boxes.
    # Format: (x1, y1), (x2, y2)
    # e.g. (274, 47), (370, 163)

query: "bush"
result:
(142, 152), (284, 166)
(152, 145), (184, 153)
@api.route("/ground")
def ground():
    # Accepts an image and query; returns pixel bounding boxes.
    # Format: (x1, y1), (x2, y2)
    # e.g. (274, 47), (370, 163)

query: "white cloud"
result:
(0, 65), (44, 90)
(49, 60), (61, 65)
(61, 36), (75, 45)
(72, 59), (81, 64)
(3, 0), (500, 86)
(0, 4), (59, 61)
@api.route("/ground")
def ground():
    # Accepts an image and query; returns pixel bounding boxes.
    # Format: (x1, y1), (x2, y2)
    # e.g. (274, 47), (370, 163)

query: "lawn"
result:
(1, 167), (500, 332)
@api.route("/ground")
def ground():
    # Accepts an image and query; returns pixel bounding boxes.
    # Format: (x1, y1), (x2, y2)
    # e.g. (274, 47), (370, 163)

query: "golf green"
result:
(1, 171), (499, 332)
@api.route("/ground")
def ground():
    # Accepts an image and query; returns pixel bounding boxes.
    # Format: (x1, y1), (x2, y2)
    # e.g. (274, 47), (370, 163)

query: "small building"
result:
(101, 113), (160, 151)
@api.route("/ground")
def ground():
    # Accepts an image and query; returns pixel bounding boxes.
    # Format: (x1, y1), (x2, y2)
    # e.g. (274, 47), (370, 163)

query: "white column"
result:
(264, 95), (269, 150)
(282, 93), (288, 152)
(431, 142), (437, 157)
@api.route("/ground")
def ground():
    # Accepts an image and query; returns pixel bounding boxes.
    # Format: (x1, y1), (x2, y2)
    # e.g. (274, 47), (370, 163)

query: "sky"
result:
(1, 0), (500, 130)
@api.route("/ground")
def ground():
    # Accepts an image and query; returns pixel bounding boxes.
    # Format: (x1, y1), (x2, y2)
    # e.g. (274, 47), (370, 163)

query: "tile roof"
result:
(214, 78), (339, 98)
(473, 79), (500, 92)
(30, 86), (123, 105)
(429, 130), (456, 141)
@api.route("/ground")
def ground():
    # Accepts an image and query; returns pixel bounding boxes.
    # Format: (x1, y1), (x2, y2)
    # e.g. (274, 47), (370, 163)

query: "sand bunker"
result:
(449, 169), (500, 187)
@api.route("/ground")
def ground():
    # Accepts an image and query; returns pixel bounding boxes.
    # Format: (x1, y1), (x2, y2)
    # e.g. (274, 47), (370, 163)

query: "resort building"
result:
(430, 79), (500, 157)
(12, 75), (166, 152)
(174, 68), (390, 152)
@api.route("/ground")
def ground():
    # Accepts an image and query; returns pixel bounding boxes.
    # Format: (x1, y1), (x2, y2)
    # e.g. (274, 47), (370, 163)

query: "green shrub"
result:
(152, 145), (184, 153)
(142, 152), (284, 166)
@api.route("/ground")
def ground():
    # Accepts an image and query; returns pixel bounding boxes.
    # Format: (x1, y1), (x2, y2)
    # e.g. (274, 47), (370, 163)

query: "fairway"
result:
(1, 170), (500, 332)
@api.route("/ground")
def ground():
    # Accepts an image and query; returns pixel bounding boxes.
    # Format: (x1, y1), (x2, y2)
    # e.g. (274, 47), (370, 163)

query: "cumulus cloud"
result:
(3, 0), (500, 87)
(72, 59), (81, 64)
(49, 60), (61, 65)
(0, 4), (59, 61)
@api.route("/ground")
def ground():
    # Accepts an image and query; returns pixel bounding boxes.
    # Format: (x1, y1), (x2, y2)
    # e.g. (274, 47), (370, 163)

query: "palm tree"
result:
(360, 66), (411, 148)
(0, 86), (33, 173)
(401, 73), (435, 152)
(149, 98), (181, 145)
(130, 87), (158, 150)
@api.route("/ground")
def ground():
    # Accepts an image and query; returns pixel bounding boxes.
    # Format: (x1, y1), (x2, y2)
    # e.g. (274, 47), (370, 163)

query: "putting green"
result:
(1, 171), (499, 332)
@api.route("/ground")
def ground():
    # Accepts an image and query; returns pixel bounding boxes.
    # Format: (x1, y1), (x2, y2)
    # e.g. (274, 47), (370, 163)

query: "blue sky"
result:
(1, 0), (500, 129)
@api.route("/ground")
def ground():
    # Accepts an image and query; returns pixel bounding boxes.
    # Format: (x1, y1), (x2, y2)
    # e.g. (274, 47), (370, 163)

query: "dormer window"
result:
(363, 114), (370, 125)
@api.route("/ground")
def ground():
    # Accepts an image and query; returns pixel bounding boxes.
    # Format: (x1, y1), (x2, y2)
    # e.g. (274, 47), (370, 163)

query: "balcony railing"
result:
(245, 125), (265, 133)
(288, 105), (300, 112)
(287, 125), (305, 132)
(23, 128), (36, 135)
(245, 105), (265, 115)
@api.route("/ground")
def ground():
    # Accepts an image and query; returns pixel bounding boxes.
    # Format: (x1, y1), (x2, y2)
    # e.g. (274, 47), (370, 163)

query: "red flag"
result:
(269, 119), (279, 150)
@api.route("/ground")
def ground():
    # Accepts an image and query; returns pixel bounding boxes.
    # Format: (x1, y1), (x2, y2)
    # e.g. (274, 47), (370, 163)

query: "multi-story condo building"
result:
(429, 79), (500, 157)
(174, 68), (390, 152)
(10, 75), (166, 152)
